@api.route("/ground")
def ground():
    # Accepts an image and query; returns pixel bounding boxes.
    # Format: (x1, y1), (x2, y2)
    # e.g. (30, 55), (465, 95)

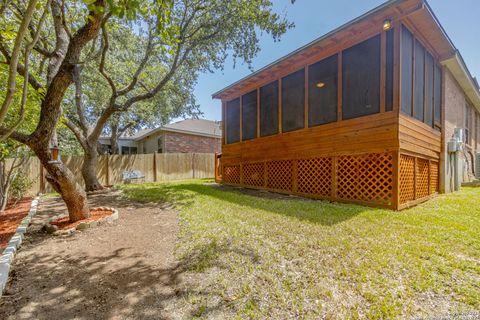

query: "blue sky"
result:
(193, 0), (480, 121)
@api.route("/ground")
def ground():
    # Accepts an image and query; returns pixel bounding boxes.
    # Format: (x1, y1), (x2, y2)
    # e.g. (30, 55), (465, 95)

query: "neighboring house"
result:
(99, 119), (222, 155)
(212, 0), (480, 210)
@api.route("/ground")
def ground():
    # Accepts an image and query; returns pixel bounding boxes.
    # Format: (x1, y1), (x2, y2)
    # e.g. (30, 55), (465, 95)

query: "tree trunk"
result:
(82, 143), (104, 192)
(35, 147), (90, 222)
(110, 124), (119, 154)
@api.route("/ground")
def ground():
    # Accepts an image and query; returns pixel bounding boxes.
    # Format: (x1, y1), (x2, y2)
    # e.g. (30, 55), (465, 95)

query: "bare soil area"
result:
(0, 191), (183, 320)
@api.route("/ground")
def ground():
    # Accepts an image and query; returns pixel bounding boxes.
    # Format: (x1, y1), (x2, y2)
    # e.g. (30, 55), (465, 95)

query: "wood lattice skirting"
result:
(222, 152), (398, 209)
(398, 154), (439, 209)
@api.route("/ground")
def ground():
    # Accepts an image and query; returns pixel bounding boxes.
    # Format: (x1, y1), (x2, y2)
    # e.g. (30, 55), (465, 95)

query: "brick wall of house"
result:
(164, 131), (221, 153)
(442, 69), (479, 192)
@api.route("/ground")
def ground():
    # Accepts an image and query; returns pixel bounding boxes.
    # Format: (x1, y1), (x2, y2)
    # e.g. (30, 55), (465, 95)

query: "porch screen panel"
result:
(242, 90), (258, 141)
(282, 69), (305, 132)
(226, 98), (240, 144)
(260, 80), (279, 137)
(308, 54), (338, 126)
(424, 52), (434, 127)
(342, 34), (381, 120)
(413, 40), (425, 121)
(434, 64), (442, 128)
(385, 28), (394, 112)
(401, 26), (413, 115)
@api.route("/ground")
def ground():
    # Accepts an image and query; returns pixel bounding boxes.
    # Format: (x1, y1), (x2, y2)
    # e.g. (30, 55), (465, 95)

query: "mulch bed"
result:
(0, 198), (32, 251)
(49, 208), (114, 230)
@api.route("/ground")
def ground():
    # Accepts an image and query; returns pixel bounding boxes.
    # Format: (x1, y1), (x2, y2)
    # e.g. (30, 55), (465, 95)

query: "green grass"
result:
(120, 180), (480, 319)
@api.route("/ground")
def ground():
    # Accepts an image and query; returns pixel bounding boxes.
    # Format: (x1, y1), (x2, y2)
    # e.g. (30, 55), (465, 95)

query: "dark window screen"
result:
(226, 98), (240, 144)
(342, 34), (381, 120)
(401, 26), (413, 115)
(260, 81), (279, 137)
(385, 29), (394, 112)
(424, 52), (434, 127)
(434, 64), (442, 125)
(308, 54), (338, 126)
(242, 90), (258, 141)
(282, 69), (305, 132)
(413, 40), (425, 121)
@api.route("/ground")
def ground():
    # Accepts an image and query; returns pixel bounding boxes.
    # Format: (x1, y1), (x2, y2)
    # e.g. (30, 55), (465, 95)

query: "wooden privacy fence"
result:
(5, 153), (215, 196)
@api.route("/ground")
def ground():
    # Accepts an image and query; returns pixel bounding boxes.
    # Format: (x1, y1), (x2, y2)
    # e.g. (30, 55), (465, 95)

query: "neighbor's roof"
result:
(100, 119), (222, 141)
(211, 0), (480, 109)
(134, 119), (222, 141)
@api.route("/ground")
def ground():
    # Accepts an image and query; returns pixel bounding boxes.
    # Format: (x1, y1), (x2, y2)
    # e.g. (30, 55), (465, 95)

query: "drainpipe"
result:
(447, 128), (465, 192)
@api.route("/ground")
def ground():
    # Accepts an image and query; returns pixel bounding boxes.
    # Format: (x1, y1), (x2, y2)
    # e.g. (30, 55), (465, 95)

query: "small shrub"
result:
(9, 171), (33, 203)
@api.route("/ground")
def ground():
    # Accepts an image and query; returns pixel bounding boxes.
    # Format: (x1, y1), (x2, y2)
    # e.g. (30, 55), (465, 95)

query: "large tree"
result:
(0, 0), (292, 221)
(63, 0), (292, 191)
(62, 24), (199, 190)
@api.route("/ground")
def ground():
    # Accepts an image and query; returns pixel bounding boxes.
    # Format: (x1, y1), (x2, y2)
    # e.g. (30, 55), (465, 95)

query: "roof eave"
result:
(211, 0), (405, 100)
(441, 51), (480, 111)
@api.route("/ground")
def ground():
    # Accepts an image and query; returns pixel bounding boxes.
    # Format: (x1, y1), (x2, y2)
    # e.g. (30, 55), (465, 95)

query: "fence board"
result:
(4, 153), (214, 195)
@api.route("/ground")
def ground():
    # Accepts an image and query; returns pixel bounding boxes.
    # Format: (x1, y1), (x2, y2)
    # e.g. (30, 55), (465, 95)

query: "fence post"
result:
(39, 160), (46, 194)
(192, 153), (196, 179)
(153, 152), (157, 182)
(105, 154), (110, 186)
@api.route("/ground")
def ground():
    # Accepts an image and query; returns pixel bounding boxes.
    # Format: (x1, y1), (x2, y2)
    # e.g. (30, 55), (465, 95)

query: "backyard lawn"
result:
(121, 180), (480, 319)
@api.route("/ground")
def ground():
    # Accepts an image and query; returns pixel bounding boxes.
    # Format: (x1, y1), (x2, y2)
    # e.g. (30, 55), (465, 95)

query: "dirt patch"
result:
(0, 191), (183, 320)
(0, 198), (32, 251)
(50, 208), (115, 230)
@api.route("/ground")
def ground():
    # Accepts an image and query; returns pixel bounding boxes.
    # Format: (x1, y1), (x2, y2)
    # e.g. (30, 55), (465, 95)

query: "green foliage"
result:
(9, 171), (32, 202)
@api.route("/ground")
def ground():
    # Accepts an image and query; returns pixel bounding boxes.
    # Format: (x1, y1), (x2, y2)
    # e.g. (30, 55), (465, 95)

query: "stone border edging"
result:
(45, 207), (119, 236)
(0, 196), (40, 298)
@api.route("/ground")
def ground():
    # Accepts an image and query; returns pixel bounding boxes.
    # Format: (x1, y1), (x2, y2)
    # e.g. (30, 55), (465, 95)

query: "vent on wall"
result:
(476, 153), (480, 179)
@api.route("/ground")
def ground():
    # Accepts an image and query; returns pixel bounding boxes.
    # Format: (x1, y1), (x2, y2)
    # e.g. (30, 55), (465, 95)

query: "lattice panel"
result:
(337, 153), (393, 205)
(416, 158), (430, 199)
(399, 155), (415, 204)
(430, 161), (439, 194)
(357, 153), (394, 205)
(243, 162), (265, 187)
(267, 160), (293, 191)
(337, 155), (359, 200)
(297, 157), (332, 196)
(223, 165), (240, 185)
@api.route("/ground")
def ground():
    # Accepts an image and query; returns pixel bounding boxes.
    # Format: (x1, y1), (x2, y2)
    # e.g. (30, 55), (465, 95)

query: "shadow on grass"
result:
(120, 182), (378, 226)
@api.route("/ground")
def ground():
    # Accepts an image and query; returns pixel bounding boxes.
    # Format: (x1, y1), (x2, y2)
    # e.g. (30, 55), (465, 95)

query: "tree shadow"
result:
(0, 236), (257, 319)
(148, 183), (381, 226)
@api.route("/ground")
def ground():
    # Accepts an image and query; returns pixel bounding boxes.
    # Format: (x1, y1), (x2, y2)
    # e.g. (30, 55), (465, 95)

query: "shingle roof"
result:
(130, 119), (221, 141)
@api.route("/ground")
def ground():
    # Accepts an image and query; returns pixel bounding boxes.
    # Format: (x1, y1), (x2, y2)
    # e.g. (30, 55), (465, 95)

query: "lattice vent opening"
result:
(223, 165), (240, 185)
(297, 157), (332, 196)
(243, 163), (265, 187)
(267, 160), (293, 191)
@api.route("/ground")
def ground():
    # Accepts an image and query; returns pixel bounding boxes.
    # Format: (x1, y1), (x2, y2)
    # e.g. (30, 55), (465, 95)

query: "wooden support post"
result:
(337, 52), (343, 121)
(392, 151), (400, 209)
(292, 159), (298, 193)
(414, 156), (418, 199)
(380, 30), (387, 113)
(332, 156), (338, 199)
(264, 161), (268, 188)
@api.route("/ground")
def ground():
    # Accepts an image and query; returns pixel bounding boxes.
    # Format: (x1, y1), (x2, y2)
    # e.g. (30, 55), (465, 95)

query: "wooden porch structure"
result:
(212, 0), (461, 210)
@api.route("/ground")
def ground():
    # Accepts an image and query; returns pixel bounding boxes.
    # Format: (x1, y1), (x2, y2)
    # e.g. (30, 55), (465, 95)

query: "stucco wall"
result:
(164, 131), (221, 153)
(442, 70), (478, 192)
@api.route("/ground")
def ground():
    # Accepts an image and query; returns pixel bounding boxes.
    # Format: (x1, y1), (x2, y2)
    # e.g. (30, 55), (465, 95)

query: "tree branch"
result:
(63, 118), (88, 151)
(72, 64), (90, 134)
(98, 15), (117, 98)
(0, 0), (38, 126)
(116, 29), (154, 96)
